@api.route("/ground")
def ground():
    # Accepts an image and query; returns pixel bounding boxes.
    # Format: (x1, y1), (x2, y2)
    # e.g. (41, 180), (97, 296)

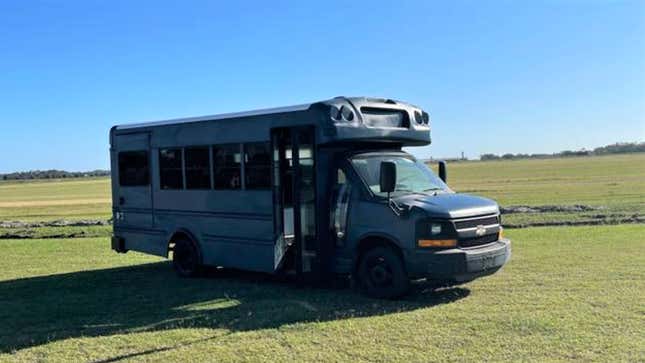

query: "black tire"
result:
(172, 238), (202, 278)
(357, 246), (410, 299)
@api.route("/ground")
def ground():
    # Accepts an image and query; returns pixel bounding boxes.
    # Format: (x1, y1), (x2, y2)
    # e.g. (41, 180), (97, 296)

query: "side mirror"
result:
(380, 161), (396, 194)
(438, 160), (447, 183)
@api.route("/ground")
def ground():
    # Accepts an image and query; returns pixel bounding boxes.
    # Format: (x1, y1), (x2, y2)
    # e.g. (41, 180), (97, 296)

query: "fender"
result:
(352, 231), (405, 268)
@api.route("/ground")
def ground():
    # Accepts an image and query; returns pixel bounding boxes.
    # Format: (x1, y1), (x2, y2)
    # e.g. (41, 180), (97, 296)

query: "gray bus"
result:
(110, 97), (510, 298)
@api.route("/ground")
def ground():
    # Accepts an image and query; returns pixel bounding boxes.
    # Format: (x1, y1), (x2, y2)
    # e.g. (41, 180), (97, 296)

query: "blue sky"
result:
(0, 0), (643, 172)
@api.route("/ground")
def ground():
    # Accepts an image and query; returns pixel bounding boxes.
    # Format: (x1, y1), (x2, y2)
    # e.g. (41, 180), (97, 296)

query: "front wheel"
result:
(172, 238), (202, 277)
(357, 246), (410, 299)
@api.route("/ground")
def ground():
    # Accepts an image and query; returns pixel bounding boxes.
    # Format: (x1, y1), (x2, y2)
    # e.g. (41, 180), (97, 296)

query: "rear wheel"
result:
(172, 238), (202, 277)
(357, 246), (410, 299)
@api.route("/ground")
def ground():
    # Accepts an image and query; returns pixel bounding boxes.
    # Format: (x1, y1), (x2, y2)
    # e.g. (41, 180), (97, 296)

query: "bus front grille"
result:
(459, 233), (499, 248)
(454, 215), (500, 230)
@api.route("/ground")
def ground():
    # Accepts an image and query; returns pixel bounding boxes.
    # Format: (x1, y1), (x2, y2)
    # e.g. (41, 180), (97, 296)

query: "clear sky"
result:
(0, 1), (643, 172)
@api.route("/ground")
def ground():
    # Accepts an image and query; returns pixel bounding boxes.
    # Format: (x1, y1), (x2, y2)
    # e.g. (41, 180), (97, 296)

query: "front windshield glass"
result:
(351, 154), (449, 197)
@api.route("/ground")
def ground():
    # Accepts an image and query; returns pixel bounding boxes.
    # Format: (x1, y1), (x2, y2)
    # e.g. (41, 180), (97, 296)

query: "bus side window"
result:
(159, 148), (183, 189)
(213, 144), (242, 189)
(333, 169), (351, 246)
(185, 147), (211, 189)
(118, 151), (149, 186)
(244, 142), (271, 189)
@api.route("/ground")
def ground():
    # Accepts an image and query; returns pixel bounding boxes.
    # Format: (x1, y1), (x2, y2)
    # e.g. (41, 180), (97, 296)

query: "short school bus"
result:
(110, 97), (510, 298)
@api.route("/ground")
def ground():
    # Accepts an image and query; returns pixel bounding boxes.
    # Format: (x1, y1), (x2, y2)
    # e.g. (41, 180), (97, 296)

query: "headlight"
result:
(430, 223), (442, 236)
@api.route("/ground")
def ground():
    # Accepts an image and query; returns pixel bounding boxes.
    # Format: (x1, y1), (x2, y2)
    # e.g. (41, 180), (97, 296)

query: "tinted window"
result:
(159, 148), (183, 189)
(212, 144), (241, 189)
(244, 142), (271, 189)
(118, 151), (149, 186)
(185, 147), (211, 189)
(333, 168), (351, 246)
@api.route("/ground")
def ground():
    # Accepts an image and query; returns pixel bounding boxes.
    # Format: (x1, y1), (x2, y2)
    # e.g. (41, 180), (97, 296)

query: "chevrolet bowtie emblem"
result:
(475, 225), (487, 236)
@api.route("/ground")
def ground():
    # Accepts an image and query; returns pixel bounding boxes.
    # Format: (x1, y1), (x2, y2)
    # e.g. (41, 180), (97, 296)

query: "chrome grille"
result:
(454, 215), (499, 230)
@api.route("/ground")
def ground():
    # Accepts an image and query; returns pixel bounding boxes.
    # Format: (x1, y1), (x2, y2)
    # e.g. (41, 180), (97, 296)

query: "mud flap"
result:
(111, 236), (127, 253)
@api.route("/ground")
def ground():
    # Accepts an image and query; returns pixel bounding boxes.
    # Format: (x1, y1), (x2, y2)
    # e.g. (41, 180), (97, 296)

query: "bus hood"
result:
(395, 193), (499, 219)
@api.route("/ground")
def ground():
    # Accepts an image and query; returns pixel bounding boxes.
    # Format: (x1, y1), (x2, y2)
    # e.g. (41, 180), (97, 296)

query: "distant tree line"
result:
(480, 142), (645, 161)
(0, 169), (110, 181)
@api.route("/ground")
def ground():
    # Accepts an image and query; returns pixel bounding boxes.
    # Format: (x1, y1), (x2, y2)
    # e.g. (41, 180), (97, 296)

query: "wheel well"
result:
(355, 235), (403, 271)
(167, 230), (198, 256)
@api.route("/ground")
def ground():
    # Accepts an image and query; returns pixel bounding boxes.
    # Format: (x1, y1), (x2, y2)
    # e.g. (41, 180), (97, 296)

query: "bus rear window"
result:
(118, 151), (149, 186)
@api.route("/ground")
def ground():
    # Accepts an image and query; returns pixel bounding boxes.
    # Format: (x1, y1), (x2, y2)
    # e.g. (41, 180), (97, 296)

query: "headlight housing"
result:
(416, 220), (457, 248)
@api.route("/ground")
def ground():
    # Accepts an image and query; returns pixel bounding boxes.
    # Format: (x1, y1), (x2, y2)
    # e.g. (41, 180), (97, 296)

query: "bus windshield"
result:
(351, 154), (449, 197)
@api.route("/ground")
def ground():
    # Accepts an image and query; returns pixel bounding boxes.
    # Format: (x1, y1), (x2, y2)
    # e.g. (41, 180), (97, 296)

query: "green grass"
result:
(0, 203), (110, 222)
(0, 225), (643, 362)
(0, 225), (112, 239)
(0, 156), (643, 361)
(0, 178), (110, 221)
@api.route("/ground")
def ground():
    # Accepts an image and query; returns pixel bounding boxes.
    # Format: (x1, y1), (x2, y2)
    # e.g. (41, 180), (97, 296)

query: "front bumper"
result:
(406, 238), (511, 282)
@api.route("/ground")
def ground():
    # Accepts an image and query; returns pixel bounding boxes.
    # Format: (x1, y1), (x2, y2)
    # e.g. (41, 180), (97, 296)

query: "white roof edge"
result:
(115, 102), (314, 130)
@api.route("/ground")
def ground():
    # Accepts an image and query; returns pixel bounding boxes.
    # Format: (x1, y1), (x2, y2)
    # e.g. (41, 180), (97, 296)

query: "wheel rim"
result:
(366, 255), (393, 288)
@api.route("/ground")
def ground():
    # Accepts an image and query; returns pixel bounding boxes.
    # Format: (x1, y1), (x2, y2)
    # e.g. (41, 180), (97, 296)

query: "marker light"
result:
(415, 111), (424, 124)
(330, 106), (341, 121)
(418, 239), (457, 248)
(340, 106), (354, 121)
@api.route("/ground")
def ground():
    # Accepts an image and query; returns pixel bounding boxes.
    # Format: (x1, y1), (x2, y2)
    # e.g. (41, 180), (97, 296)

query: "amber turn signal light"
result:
(418, 239), (457, 248)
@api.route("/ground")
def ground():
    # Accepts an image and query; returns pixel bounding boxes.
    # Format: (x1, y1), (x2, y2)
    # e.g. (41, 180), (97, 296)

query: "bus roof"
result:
(113, 96), (431, 146)
(115, 102), (313, 131)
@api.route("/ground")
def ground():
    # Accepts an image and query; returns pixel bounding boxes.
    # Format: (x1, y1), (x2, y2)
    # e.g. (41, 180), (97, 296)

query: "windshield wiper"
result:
(422, 187), (443, 192)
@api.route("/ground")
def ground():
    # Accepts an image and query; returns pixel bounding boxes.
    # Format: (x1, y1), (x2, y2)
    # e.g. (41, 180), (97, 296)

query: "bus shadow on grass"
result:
(0, 262), (469, 353)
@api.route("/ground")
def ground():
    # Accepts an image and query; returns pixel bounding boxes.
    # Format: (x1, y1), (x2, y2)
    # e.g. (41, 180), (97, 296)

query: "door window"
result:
(296, 132), (316, 254)
(332, 168), (351, 246)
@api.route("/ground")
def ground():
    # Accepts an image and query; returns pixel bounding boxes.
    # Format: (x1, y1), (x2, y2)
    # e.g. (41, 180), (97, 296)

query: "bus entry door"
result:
(271, 127), (317, 276)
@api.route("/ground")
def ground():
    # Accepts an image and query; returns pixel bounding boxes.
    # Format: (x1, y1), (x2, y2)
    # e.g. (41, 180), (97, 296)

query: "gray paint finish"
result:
(110, 96), (510, 284)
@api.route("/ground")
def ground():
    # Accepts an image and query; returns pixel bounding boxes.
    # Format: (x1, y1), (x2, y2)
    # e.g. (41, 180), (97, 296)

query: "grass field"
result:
(0, 226), (643, 362)
(1, 154), (643, 226)
(436, 154), (645, 227)
(0, 154), (644, 362)
(0, 178), (110, 222)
